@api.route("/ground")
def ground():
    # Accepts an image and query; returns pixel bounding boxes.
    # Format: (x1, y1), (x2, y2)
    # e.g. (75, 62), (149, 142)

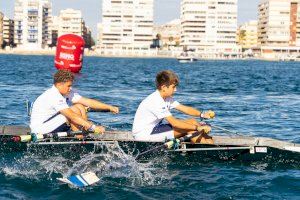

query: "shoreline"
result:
(0, 49), (286, 62)
(0, 49), (174, 59)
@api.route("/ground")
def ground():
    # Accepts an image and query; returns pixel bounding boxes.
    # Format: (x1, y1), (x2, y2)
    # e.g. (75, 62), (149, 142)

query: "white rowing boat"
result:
(1, 125), (299, 156)
(1, 125), (299, 188)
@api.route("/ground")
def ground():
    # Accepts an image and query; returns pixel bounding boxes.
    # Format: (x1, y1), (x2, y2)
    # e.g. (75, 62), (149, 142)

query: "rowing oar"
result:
(210, 124), (241, 136)
(57, 171), (100, 188)
(1, 130), (93, 143)
(57, 131), (206, 188)
(135, 131), (205, 160)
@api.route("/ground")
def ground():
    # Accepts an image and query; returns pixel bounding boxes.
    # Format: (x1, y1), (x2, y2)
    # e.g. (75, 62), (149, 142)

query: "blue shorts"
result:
(151, 124), (173, 135)
(133, 123), (175, 142)
(51, 123), (71, 133)
(44, 113), (70, 133)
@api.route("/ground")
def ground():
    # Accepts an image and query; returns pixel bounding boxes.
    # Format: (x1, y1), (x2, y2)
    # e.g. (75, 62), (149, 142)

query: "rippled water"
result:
(0, 54), (299, 199)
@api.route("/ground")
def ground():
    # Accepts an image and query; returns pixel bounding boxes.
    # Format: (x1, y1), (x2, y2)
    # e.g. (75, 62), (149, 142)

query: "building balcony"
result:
(28, 12), (39, 16)
(28, 38), (38, 42)
(28, 18), (38, 22)
(28, 8), (38, 12)
(28, 30), (38, 33)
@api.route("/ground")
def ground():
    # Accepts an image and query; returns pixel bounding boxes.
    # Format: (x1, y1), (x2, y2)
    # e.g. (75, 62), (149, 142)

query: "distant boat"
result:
(279, 55), (300, 62)
(177, 51), (197, 63)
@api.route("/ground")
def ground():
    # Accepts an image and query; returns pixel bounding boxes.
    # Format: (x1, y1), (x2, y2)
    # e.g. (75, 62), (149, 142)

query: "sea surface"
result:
(0, 54), (299, 199)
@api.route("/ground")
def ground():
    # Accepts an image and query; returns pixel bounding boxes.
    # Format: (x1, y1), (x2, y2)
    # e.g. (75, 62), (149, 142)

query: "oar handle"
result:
(4, 130), (94, 143)
(86, 107), (111, 113)
(178, 131), (202, 143)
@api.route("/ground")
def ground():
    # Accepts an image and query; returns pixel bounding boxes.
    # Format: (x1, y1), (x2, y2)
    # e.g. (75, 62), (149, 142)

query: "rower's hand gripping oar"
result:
(199, 110), (215, 121)
(136, 128), (210, 160)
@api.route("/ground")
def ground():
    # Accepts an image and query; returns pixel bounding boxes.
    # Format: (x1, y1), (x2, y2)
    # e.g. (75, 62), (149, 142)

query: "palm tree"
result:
(238, 30), (246, 45)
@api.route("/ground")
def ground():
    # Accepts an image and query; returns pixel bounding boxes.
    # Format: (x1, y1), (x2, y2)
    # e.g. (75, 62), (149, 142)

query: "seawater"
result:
(0, 54), (299, 199)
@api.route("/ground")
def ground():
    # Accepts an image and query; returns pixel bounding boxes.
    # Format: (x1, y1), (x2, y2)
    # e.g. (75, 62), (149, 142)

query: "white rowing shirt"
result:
(30, 85), (82, 133)
(132, 90), (180, 139)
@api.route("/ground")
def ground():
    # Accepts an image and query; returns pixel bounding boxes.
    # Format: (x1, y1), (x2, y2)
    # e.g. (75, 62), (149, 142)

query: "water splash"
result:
(0, 142), (171, 188)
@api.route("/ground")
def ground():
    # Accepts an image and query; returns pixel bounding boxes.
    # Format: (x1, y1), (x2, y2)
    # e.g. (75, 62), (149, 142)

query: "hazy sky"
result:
(0, 0), (260, 38)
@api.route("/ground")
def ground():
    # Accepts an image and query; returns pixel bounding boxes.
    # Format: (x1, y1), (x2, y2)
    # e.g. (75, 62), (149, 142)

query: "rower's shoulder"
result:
(141, 91), (159, 104)
(35, 87), (61, 103)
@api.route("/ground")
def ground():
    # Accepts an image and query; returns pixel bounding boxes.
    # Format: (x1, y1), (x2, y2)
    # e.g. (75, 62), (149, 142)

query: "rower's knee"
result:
(74, 104), (86, 112)
(71, 104), (84, 115)
(73, 104), (88, 120)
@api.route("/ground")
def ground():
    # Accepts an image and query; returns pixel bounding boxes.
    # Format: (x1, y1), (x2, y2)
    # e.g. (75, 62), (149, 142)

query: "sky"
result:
(0, 0), (261, 38)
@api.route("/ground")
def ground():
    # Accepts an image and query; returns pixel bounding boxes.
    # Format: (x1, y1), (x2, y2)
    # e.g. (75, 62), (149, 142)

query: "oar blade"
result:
(57, 171), (100, 188)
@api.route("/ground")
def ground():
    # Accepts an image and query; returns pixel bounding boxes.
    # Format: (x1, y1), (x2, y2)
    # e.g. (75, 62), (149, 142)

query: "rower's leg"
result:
(69, 104), (87, 131)
(73, 104), (88, 120)
(173, 118), (214, 144)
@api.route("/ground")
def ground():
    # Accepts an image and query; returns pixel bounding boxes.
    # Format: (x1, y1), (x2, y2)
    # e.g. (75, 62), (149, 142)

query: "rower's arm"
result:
(175, 105), (216, 119)
(76, 97), (119, 114)
(175, 104), (201, 117)
(165, 115), (198, 131)
(60, 108), (93, 130)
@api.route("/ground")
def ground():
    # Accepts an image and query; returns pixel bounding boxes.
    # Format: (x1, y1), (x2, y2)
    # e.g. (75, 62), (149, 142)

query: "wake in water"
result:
(0, 142), (172, 189)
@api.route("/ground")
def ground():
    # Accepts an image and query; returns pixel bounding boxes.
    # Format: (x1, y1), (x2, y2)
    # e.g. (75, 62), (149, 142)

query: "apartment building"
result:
(99, 0), (154, 51)
(58, 9), (84, 37)
(258, 0), (300, 58)
(258, 0), (300, 46)
(49, 9), (92, 48)
(238, 20), (258, 49)
(180, 0), (240, 58)
(0, 12), (3, 47)
(14, 0), (52, 49)
(3, 16), (15, 47)
(153, 19), (181, 49)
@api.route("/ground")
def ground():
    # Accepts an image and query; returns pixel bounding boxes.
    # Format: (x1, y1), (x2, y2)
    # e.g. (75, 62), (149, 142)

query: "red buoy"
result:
(55, 34), (85, 73)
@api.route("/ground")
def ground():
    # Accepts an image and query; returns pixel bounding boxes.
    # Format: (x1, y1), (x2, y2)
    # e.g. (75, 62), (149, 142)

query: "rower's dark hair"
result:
(156, 70), (179, 89)
(53, 69), (74, 84)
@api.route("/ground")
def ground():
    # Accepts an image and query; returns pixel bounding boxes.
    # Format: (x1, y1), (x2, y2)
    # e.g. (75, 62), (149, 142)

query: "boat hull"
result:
(177, 58), (198, 63)
(0, 126), (299, 163)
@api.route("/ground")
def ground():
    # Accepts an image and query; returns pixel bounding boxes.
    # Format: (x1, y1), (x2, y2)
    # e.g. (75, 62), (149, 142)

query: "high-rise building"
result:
(3, 16), (15, 47)
(58, 9), (84, 37)
(258, 0), (300, 46)
(258, 0), (300, 58)
(0, 12), (3, 47)
(100, 0), (154, 50)
(238, 20), (258, 49)
(14, 0), (52, 49)
(51, 9), (92, 48)
(180, 0), (240, 58)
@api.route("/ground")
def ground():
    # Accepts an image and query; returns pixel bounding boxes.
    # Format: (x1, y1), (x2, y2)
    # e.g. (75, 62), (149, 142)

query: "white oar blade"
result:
(57, 171), (100, 188)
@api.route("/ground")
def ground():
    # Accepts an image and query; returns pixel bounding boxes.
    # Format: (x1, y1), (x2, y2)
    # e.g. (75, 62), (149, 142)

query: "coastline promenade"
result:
(0, 48), (285, 61)
(0, 48), (173, 59)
